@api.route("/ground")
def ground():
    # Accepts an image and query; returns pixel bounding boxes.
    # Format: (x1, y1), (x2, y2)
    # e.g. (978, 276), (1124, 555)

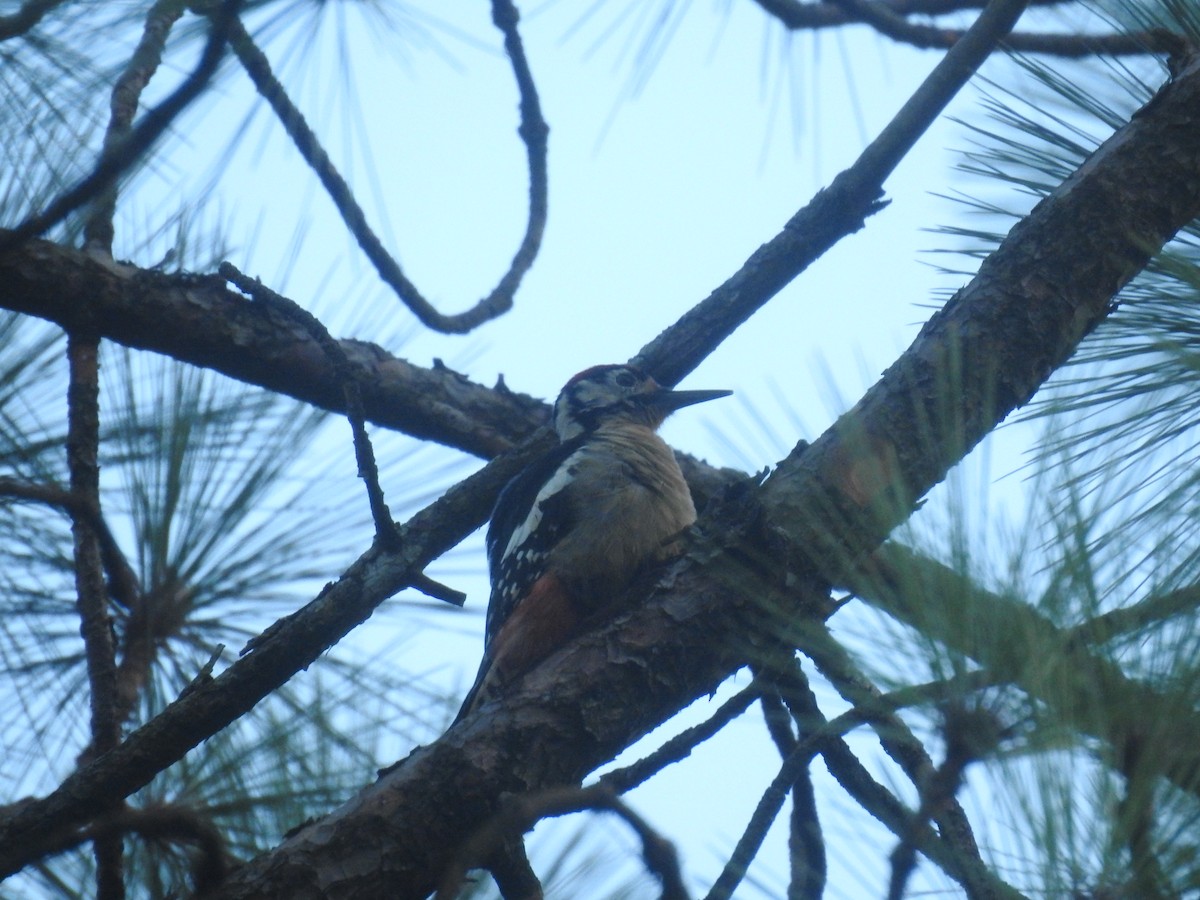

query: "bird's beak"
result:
(645, 387), (732, 415)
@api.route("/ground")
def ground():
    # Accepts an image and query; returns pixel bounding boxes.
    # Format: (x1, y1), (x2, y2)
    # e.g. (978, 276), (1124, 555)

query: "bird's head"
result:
(552, 364), (730, 440)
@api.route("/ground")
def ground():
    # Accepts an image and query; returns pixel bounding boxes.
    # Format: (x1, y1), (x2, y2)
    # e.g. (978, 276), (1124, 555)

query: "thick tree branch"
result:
(0, 248), (549, 458)
(202, 48), (1200, 897)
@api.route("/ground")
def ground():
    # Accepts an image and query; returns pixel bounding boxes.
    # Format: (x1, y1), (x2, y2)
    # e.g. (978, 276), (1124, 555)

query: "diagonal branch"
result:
(636, 0), (1028, 386)
(0, 0), (68, 41)
(0, 0), (239, 254)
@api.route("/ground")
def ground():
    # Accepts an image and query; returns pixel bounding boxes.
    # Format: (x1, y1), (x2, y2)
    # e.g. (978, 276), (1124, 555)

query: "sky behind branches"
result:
(94, 0), (1124, 894)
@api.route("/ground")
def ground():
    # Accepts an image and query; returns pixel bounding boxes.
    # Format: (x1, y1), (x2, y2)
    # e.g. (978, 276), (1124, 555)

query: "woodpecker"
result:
(454, 364), (730, 723)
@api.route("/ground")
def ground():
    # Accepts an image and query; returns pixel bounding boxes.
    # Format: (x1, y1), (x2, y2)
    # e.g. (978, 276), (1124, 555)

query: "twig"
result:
(796, 626), (989, 881)
(599, 680), (761, 794)
(66, 331), (123, 899)
(223, 0), (548, 334)
(0, 477), (140, 610)
(704, 728), (816, 900)
(758, 687), (826, 900)
(486, 0), (550, 319)
(774, 661), (1024, 900)
(218, 266), (468, 602)
(438, 784), (688, 900)
(887, 705), (1000, 900)
(84, 0), (187, 254)
(752, 0), (1169, 56)
(40, 805), (229, 896)
(0, 0), (239, 254)
(635, 0), (1028, 386)
(219, 263), (399, 549)
(704, 668), (825, 900)
(411, 572), (468, 607)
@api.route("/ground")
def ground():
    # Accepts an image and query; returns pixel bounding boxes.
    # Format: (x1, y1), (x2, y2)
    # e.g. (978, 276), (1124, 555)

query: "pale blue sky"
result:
(109, 1), (1111, 894)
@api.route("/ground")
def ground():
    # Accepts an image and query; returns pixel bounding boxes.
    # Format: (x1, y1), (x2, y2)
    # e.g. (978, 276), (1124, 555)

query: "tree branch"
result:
(83, 0), (186, 254)
(751, 0), (1169, 57)
(0, 247), (550, 458)
(636, 0), (1028, 387)
(67, 329), (124, 899)
(0, 477), (140, 610)
(0, 0), (67, 41)
(223, 0), (547, 334)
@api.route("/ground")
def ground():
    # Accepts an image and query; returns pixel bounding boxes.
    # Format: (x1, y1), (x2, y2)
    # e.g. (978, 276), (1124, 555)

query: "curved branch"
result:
(439, 785), (687, 900)
(225, 0), (548, 334)
(0, 477), (140, 610)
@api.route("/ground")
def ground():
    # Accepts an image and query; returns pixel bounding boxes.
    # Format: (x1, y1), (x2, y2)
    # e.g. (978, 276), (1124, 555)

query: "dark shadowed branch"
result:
(66, 329), (124, 898)
(0, 0), (67, 41)
(0, 477), (140, 610)
(39, 805), (229, 897)
(439, 785), (687, 900)
(751, 0), (1169, 56)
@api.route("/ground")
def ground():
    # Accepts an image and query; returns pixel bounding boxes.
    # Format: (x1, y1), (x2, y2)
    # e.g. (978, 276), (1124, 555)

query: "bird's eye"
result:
(614, 370), (638, 388)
